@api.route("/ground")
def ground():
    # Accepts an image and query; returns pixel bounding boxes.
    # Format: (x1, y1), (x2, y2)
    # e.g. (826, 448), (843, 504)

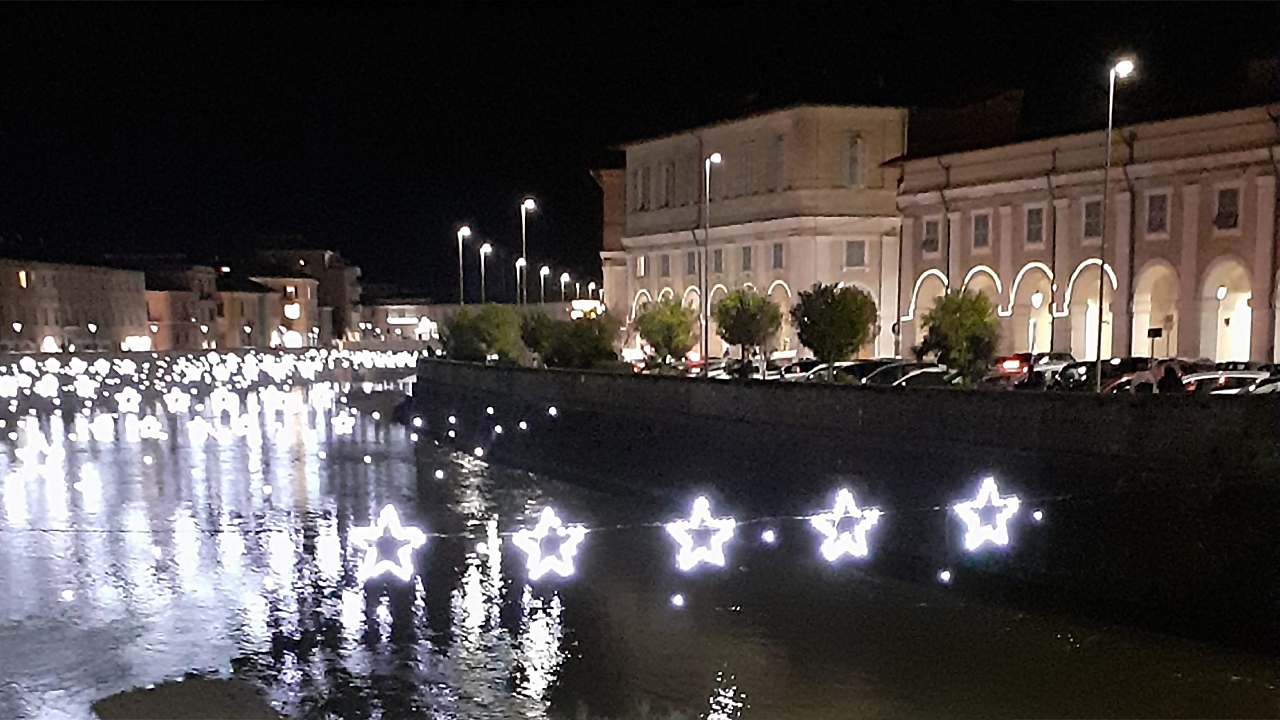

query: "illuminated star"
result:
(810, 488), (882, 561)
(665, 496), (736, 571)
(350, 504), (426, 582)
(512, 507), (587, 580)
(951, 476), (1021, 551)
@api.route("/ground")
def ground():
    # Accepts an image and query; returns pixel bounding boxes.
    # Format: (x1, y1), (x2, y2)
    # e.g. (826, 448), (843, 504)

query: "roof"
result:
(216, 276), (272, 293)
(615, 103), (907, 149)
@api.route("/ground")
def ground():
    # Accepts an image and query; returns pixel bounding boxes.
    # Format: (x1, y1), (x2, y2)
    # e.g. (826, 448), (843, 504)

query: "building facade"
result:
(249, 276), (321, 348)
(897, 104), (1280, 363)
(144, 265), (219, 351)
(602, 105), (907, 359)
(215, 276), (282, 350)
(0, 259), (149, 352)
(255, 249), (362, 344)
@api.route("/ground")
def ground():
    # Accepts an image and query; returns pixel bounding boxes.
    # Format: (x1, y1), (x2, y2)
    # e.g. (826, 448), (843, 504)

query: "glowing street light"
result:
(479, 243), (493, 304)
(456, 225), (472, 304)
(1095, 56), (1136, 390)
(539, 265), (550, 304)
(700, 151), (723, 370)
(11, 322), (22, 334)
(519, 198), (537, 304)
(559, 272), (570, 301)
(587, 281), (596, 300)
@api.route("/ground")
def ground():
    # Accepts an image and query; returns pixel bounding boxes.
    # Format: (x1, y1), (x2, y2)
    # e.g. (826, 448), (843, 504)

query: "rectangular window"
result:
(741, 246), (753, 272)
(1146, 193), (1169, 235)
(845, 136), (864, 187)
(1026, 207), (1045, 245)
(772, 242), (784, 269)
(844, 240), (866, 268)
(1083, 200), (1103, 239)
(922, 220), (940, 254)
(972, 213), (990, 249)
(712, 249), (724, 274)
(17, 270), (27, 289)
(660, 254), (670, 278)
(1215, 187), (1239, 230)
(770, 135), (784, 192)
(636, 255), (647, 278)
(686, 250), (697, 275)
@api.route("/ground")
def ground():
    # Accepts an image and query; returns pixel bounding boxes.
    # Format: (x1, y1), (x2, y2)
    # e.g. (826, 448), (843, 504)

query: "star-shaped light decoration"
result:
(350, 504), (426, 582)
(512, 507), (588, 580)
(810, 488), (882, 562)
(665, 496), (736, 571)
(951, 476), (1021, 552)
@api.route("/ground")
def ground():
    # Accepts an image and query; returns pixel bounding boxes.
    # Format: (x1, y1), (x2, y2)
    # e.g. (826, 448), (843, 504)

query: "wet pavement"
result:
(0, 353), (1278, 719)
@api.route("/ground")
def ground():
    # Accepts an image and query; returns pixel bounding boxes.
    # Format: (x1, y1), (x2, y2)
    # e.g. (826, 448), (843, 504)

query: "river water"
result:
(0, 355), (1278, 719)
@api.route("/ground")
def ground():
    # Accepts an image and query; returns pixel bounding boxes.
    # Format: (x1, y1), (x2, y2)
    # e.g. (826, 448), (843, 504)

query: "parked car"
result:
(1180, 370), (1269, 395)
(797, 361), (856, 382)
(863, 361), (938, 386)
(1214, 360), (1262, 371)
(891, 366), (956, 388)
(991, 352), (1076, 380)
(1241, 375), (1280, 394)
(779, 358), (823, 381)
(1052, 357), (1154, 392)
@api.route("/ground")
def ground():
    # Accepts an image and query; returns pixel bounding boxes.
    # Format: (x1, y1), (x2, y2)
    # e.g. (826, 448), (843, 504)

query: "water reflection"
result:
(0, 351), (1278, 719)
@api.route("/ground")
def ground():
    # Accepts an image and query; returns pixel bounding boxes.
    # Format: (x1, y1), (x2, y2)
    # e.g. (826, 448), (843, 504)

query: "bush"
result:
(633, 297), (696, 369)
(790, 284), (878, 374)
(712, 289), (781, 362)
(915, 290), (1000, 384)
(442, 304), (524, 362)
(522, 312), (557, 360)
(543, 314), (619, 369)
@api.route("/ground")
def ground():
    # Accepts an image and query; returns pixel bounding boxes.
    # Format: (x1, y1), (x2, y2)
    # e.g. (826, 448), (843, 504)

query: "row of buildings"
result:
(0, 249), (374, 354)
(599, 102), (1280, 364)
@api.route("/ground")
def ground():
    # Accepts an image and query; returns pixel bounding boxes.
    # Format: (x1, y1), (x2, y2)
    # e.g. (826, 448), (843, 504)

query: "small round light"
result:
(447, 429), (456, 438)
(670, 593), (685, 608)
(448, 415), (457, 425)
(60, 589), (74, 602)
(518, 421), (528, 430)
(371, 411), (381, 420)
(410, 432), (419, 442)
(434, 469), (445, 480)
(709, 152), (722, 164)
(412, 417), (423, 428)
(143, 455), (154, 465)
(263, 485), (273, 496)
(547, 406), (558, 417)
(363, 454), (372, 464)
(1032, 510), (1044, 522)
(761, 529), (777, 544)
(474, 447), (485, 458)
(1113, 58), (1135, 78)
(938, 569), (953, 584)
(494, 425), (503, 434)
(486, 406), (495, 415)
(318, 451), (327, 459)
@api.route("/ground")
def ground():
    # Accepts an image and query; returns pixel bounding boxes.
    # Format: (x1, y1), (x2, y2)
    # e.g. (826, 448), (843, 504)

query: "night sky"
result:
(0, 5), (1276, 303)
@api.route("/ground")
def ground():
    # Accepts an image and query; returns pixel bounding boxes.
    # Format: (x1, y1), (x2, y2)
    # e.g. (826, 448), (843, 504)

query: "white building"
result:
(896, 103), (1280, 363)
(602, 105), (908, 359)
(0, 258), (149, 352)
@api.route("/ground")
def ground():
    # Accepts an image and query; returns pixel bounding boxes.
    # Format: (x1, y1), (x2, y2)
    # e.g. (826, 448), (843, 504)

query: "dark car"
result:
(1053, 357), (1154, 392)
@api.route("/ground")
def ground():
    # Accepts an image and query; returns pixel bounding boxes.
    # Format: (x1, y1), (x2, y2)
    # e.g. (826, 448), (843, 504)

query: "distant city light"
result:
(670, 593), (685, 608)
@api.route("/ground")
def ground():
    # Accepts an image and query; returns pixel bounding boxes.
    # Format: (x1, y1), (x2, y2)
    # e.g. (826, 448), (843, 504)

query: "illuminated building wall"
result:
(0, 259), (148, 352)
(249, 276), (320, 348)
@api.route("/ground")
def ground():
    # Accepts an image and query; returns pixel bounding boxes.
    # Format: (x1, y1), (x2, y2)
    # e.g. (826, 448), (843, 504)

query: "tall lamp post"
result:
(539, 265), (550, 304)
(456, 225), (472, 304)
(515, 258), (527, 305)
(1095, 57), (1135, 391)
(479, 243), (493, 304)
(700, 151), (723, 370)
(559, 272), (570, 302)
(588, 281), (596, 300)
(520, 198), (536, 304)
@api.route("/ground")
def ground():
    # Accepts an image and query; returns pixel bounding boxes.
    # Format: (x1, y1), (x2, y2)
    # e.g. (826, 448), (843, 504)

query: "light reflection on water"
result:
(0, 366), (1278, 719)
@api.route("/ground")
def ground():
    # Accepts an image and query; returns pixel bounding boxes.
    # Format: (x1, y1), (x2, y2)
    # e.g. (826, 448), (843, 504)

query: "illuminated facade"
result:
(897, 104), (1280, 363)
(215, 276), (283, 350)
(249, 275), (321, 348)
(602, 105), (908, 359)
(0, 259), (148, 352)
(143, 265), (219, 351)
(255, 249), (362, 343)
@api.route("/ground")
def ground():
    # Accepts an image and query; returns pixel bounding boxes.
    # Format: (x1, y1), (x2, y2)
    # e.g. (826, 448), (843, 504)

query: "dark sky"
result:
(0, 4), (1276, 303)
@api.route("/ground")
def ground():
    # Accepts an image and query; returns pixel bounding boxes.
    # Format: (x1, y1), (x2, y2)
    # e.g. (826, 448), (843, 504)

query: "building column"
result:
(1112, 190), (1133, 358)
(1250, 175), (1276, 362)
(997, 205), (1015, 353)
(1177, 184), (1202, 357)
(878, 232), (900, 358)
(898, 217), (916, 357)
(1050, 198), (1072, 352)
(947, 211), (963, 289)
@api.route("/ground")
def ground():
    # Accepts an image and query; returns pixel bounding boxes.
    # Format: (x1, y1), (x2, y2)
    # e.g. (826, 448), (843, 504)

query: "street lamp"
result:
(11, 322), (22, 334)
(520, 198), (537, 304)
(539, 265), (550, 304)
(560, 272), (570, 301)
(1095, 57), (1135, 390)
(456, 225), (472, 304)
(575, 281), (581, 299)
(479, 243), (493, 303)
(516, 258), (527, 304)
(700, 151), (723, 369)
(588, 281), (596, 300)
(87, 323), (98, 351)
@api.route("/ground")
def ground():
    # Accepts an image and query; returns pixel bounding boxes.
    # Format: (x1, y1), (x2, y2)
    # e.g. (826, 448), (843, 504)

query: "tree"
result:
(441, 304), (523, 362)
(712, 289), (781, 365)
(791, 283), (878, 379)
(521, 312), (557, 360)
(543, 314), (620, 369)
(633, 297), (696, 370)
(915, 290), (1001, 384)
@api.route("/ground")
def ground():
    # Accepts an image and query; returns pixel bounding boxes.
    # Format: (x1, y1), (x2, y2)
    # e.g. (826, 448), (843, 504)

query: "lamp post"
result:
(479, 243), (493, 303)
(1095, 57), (1135, 391)
(539, 265), (550, 304)
(243, 324), (252, 348)
(515, 258), (527, 305)
(520, 198), (536, 304)
(560, 272), (570, 302)
(456, 225), (472, 304)
(700, 151), (723, 370)
(588, 281), (596, 300)
(87, 323), (97, 351)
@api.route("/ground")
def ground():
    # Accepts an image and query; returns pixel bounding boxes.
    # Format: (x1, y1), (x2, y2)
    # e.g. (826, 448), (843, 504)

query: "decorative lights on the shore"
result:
(810, 488), (881, 561)
(512, 507), (587, 580)
(666, 495), (736, 571)
(350, 504), (426, 583)
(952, 476), (1021, 552)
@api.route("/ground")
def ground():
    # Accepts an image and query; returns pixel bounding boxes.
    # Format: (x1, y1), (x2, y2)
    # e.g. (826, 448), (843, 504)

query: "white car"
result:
(891, 366), (955, 388)
(1180, 370), (1270, 395)
(797, 361), (856, 382)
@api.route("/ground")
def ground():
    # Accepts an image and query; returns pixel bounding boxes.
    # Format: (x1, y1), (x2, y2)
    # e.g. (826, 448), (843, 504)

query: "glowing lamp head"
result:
(1113, 59), (1135, 78)
(522, 198), (537, 211)
(1216, 285), (1228, 301)
(458, 225), (472, 239)
(540, 265), (550, 277)
(938, 569), (953, 584)
(1030, 291), (1044, 310)
(87, 323), (97, 333)
(708, 152), (722, 164)
(11, 322), (21, 333)
(243, 325), (252, 334)
(560, 272), (570, 283)
(480, 243), (492, 255)
(516, 258), (527, 268)
(670, 593), (685, 608)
